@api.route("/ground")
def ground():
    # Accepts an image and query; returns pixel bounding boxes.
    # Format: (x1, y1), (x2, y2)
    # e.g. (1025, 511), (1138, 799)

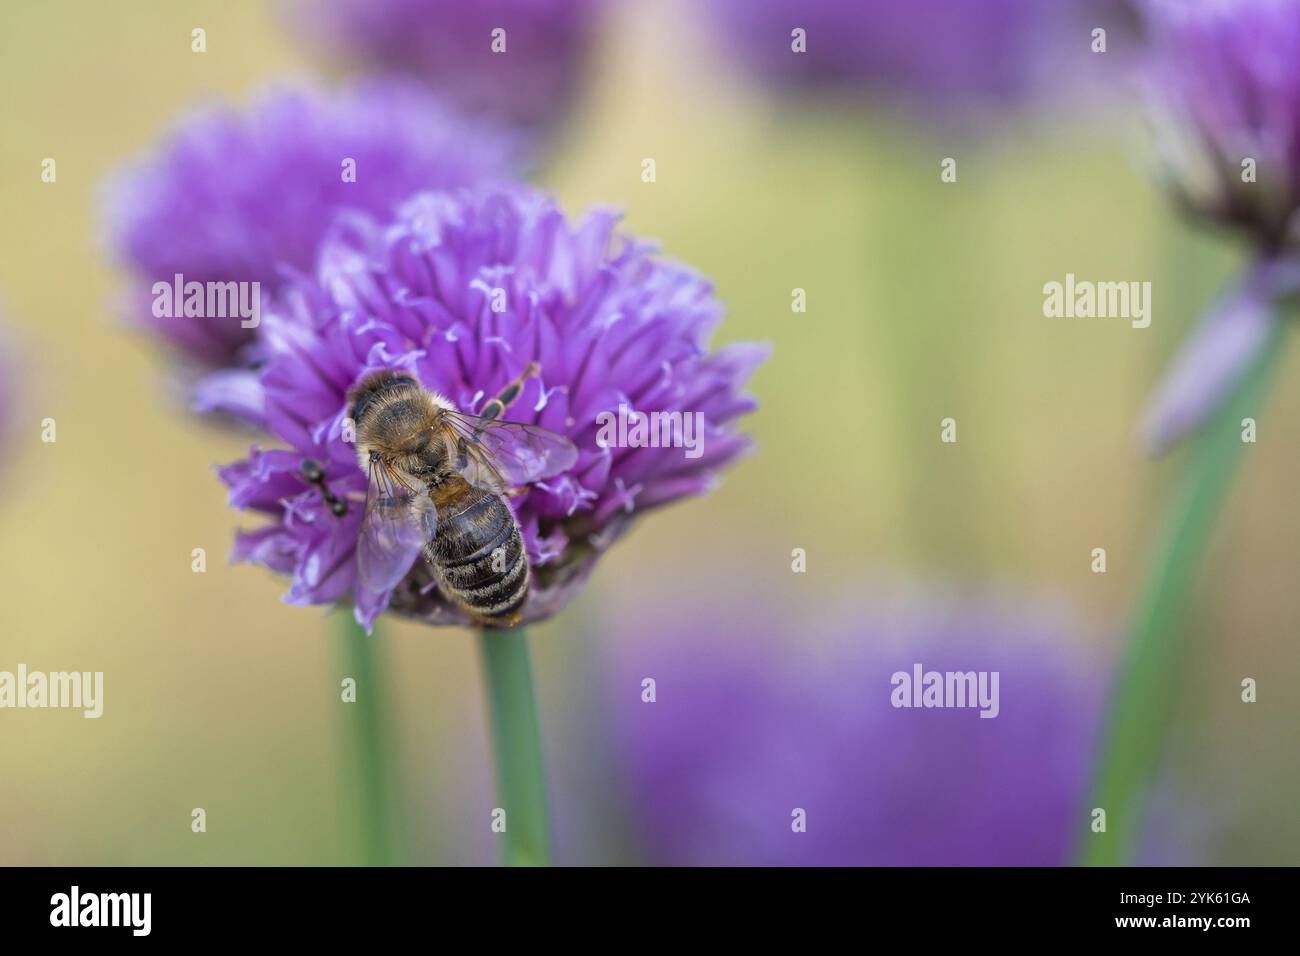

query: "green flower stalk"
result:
(336, 613), (398, 865)
(1083, 317), (1285, 865)
(479, 629), (551, 866)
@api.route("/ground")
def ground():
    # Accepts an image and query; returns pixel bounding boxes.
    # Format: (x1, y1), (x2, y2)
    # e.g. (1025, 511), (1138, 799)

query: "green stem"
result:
(1081, 318), (1285, 866)
(337, 612), (394, 866)
(478, 628), (552, 866)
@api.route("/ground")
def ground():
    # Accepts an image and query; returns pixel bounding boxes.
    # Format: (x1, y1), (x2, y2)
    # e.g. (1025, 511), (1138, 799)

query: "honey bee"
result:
(346, 363), (577, 627)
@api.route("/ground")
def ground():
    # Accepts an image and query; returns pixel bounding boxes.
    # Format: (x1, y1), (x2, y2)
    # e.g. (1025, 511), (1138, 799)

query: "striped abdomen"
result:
(431, 484), (528, 626)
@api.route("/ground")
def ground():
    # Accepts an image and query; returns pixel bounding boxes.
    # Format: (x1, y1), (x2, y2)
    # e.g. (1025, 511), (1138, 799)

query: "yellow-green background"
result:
(1, 0), (1297, 864)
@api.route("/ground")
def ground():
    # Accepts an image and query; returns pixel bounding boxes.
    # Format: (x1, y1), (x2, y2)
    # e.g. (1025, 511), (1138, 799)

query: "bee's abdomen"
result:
(432, 489), (528, 625)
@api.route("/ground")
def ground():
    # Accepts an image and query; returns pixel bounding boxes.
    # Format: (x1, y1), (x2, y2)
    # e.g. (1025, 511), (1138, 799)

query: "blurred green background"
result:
(1, 0), (1298, 864)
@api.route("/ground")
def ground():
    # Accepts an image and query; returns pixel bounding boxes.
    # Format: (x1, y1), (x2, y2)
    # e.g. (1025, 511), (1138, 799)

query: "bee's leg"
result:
(477, 361), (541, 424)
(300, 459), (348, 517)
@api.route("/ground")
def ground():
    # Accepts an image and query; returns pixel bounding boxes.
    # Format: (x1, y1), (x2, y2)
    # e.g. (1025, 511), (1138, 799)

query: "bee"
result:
(346, 363), (577, 628)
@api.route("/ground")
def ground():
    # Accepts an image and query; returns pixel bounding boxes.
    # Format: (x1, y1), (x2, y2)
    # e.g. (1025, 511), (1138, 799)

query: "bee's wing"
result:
(439, 410), (578, 493)
(355, 457), (438, 596)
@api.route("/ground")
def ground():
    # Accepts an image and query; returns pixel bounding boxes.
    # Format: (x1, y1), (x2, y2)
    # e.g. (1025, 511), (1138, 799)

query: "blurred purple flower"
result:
(706, 0), (1115, 118)
(289, 0), (607, 135)
(1139, 0), (1300, 450)
(219, 186), (767, 630)
(0, 322), (15, 465)
(600, 590), (1103, 865)
(1142, 0), (1300, 247)
(103, 78), (517, 415)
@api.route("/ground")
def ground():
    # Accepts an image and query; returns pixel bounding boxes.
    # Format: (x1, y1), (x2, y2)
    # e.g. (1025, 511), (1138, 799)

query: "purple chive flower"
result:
(219, 186), (768, 630)
(1141, 0), (1300, 246)
(289, 0), (607, 134)
(705, 0), (1111, 117)
(597, 590), (1103, 865)
(103, 78), (517, 418)
(1139, 0), (1300, 450)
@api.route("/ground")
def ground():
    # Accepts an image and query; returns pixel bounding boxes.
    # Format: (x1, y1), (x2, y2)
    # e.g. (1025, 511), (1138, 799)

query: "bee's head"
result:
(348, 370), (440, 476)
(347, 370), (418, 426)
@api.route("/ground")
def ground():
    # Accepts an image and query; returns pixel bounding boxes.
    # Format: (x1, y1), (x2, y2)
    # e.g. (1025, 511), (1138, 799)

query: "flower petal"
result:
(1139, 271), (1279, 453)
